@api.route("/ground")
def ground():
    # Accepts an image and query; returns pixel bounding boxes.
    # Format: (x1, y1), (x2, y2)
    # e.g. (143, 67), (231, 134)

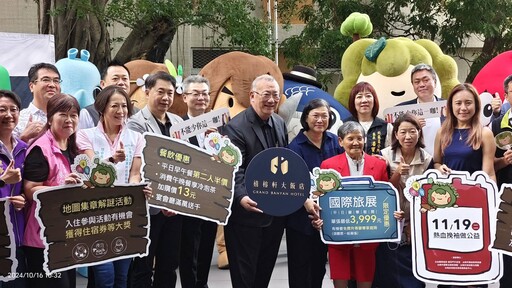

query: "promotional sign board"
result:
(34, 184), (149, 274)
(0, 199), (17, 281)
(405, 170), (502, 286)
(143, 133), (241, 224)
(312, 169), (400, 244)
(245, 148), (310, 217)
(493, 185), (512, 256)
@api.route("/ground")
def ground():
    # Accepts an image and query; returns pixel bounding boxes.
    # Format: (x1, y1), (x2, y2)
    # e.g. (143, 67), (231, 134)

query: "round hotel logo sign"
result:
(245, 147), (310, 216)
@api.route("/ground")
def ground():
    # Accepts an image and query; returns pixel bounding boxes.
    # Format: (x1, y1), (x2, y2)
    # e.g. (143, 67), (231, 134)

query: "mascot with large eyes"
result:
(55, 48), (101, 108)
(125, 59), (188, 116)
(199, 51), (284, 269)
(334, 37), (459, 116)
(280, 65), (351, 141)
(200, 51), (284, 117)
(472, 51), (512, 126)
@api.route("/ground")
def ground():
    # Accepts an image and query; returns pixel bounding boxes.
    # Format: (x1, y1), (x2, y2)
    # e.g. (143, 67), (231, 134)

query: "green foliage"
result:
(279, 0), (512, 82)
(106, 0), (271, 57)
(279, 0), (359, 69)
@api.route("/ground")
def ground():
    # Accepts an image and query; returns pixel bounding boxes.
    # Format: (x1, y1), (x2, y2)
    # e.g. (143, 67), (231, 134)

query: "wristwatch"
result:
(0, 179), (6, 187)
(108, 157), (115, 163)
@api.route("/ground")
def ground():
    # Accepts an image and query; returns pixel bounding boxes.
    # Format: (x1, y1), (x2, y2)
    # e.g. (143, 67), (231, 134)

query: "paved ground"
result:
(75, 235), (332, 287)
(75, 236), (499, 287)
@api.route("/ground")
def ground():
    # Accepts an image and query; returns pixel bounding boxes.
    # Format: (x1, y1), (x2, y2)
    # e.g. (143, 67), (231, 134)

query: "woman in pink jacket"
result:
(23, 93), (81, 287)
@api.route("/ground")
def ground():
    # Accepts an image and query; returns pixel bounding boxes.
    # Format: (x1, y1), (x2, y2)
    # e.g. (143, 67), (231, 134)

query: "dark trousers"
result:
(286, 228), (327, 288)
(131, 212), (182, 288)
(23, 246), (76, 288)
(500, 254), (512, 287)
(224, 217), (285, 288)
(179, 216), (217, 288)
(0, 247), (27, 288)
(372, 243), (424, 288)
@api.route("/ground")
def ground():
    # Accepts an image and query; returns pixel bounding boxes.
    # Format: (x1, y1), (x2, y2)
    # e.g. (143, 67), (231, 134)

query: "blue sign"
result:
(318, 176), (400, 244)
(245, 148), (310, 217)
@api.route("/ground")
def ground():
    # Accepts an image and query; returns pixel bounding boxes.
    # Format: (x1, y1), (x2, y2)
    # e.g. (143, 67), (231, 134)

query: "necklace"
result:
(458, 129), (463, 141)
(348, 154), (364, 171)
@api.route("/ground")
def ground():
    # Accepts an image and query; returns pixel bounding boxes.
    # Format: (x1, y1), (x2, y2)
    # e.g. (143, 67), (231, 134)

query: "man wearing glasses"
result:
(223, 74), (288, 288)
(179, 75), (218, 288)
(14, 63), (61, 142)
(127, 71), (183, 288)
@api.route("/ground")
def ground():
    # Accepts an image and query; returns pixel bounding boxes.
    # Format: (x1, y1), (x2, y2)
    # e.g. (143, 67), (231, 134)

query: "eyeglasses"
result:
(253, 91), (280, 101)
(0, 106), (19, 115)
(34, 77), (62, 85)
(184, 92), (210, 98)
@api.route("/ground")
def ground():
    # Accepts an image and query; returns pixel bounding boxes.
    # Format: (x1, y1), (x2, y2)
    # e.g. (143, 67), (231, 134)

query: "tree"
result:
(278, 0), (512, 82)
(35, 0), (271, 70)
(36, 0), (111, 69)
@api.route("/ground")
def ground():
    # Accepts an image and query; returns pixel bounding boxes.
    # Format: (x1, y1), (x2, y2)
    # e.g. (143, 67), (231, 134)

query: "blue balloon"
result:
(419, 187), (425, 197)
(84, 166), (90, 175)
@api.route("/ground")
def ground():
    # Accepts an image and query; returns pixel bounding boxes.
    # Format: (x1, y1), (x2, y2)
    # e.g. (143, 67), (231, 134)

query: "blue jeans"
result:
(92, 258), (131, 288)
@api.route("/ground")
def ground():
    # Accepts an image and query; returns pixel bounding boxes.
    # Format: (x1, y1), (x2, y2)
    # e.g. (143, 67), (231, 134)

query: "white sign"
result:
(383, 101), (446, 123)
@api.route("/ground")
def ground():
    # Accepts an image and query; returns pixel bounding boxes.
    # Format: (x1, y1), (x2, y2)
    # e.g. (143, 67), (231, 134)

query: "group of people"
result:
(0, 62), (217, 288)
(290, 63), (499, 288)
(0, 59), (509, 288)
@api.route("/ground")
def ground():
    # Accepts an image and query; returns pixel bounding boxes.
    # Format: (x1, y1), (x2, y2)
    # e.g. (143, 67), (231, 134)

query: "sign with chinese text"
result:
(143, 133), (240, 224)
(34, 183), (150, 274)
(313, 169), (400, 244)
(383, 101), (446, 124)
(245, 148), (310, 217)
(169, 108), (229, 140)
(493, 185), (512, 256)
(405, 170), (502, 286)
(0, 199), (16, 281)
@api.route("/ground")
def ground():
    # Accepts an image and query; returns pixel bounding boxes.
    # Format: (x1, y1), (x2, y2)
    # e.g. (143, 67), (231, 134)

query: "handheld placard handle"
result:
(340, 176), (375, 188)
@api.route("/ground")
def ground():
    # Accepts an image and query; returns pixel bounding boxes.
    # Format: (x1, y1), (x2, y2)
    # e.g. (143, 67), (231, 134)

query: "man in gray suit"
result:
(224, 74), (288, 288)
(127, 71), (183, 288)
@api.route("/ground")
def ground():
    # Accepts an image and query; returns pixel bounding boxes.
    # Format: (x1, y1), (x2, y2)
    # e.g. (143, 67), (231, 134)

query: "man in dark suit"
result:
(223, 74), (288, 288)
(79, 60), (132, 129)
(127, 71), (183, 288)
(179, 75), (218, 288)
(396, 63), (441, 155)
